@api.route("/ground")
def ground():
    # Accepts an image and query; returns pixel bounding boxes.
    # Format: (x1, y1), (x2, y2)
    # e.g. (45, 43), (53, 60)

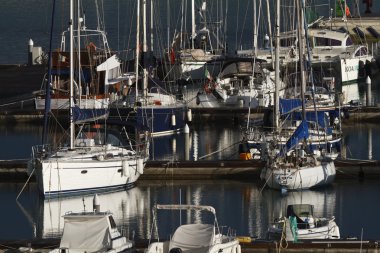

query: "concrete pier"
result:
(0, 238), (379, 253)
(1, 159), (380, 182)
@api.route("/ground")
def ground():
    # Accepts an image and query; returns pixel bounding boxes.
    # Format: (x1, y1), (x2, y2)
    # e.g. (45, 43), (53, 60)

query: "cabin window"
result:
(280, 38), (296, 47)
(346, 37), (353, 46)
(314, 37), (341, 47)
(355, 47), (368, 57)
(109, 216), (117, 229)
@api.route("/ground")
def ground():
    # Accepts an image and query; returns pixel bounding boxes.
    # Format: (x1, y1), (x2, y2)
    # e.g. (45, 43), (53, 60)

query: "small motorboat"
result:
(49, 195), (134, 253)
(145, 204), (241, 253)
(267, 204), (340, 241)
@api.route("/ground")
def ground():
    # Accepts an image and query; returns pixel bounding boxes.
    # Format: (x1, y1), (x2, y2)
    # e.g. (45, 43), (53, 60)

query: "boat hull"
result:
(136, 104), (188, 137)
(268, 219), (340, 240)
(261, 161), (336, 190)
(33, 146), (145, 197)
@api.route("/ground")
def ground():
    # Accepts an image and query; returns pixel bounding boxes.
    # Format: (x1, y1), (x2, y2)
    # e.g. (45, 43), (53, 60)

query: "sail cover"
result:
(280, 98), (302, 115)
(283, 120), (309, 154)
(73, 106), (108, 123)
(60, 215), (111, 253)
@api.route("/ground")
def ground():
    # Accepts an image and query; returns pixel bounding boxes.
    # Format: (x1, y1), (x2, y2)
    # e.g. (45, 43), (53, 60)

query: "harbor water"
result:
(0, 121), (380, 241)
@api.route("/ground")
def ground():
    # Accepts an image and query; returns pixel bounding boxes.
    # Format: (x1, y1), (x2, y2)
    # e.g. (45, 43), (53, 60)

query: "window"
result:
(314, 37), (341, 47)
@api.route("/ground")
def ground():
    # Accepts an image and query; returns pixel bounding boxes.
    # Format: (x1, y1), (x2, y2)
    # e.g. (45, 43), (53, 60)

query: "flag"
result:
(205, 68), (212, 80)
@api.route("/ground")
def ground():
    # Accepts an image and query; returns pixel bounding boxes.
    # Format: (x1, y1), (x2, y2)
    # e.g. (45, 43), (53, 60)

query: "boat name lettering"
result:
(345, 65), (359, 73)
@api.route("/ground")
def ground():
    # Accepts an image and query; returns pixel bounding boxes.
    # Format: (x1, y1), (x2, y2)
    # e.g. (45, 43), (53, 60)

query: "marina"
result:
(1, 0), (380, 252)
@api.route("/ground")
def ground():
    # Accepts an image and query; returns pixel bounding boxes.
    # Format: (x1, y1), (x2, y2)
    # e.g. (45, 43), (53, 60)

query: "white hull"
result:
(340, 58), (360, 83)
(261, 161), (336, 190)
(32, 145), (145, 196)
(177, 61), (222, 80)
(268, 219), (340, 240)
(35, 97), (109, 110)
(146, 239), (240, 253)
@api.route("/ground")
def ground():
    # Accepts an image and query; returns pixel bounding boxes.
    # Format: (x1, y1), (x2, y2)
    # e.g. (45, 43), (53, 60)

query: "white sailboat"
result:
(259, 0), (336, 191)
(28, 0), (148, 197)
(145, 204), (241, 253)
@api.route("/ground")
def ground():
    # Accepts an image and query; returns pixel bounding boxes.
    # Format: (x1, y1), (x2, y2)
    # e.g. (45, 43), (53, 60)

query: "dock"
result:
(1, 158), (379, 182)
(0, 238), (379, 253)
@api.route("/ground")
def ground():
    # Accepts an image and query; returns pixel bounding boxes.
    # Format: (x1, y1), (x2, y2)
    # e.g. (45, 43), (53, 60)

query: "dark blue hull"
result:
(137, 104), (188, 136)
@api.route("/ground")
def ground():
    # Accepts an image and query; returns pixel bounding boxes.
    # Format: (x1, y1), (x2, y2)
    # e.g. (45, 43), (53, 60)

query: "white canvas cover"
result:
(60, 215), (111, 253)
(169, 224), (214, 252)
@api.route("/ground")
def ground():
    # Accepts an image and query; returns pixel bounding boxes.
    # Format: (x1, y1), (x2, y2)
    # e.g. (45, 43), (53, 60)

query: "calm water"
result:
(3, 179), (380, 241)
(1, 120), (380, 161)
(1, 121), (380, 241)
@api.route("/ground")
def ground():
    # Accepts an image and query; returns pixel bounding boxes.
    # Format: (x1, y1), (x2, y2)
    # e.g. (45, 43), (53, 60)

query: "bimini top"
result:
(156, 204), (216, 215)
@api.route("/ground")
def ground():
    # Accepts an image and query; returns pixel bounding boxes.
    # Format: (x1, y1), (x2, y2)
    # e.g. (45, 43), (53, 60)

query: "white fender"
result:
(122, 160), (130, 177)
(137, 158), (144, 174)
(171, 114), (176, 126)
(187, 108), (192, 122)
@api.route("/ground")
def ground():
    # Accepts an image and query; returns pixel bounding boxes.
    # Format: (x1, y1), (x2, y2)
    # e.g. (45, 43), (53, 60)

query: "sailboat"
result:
(28, 0), (148, 197)
(111, 0), (188, 137)
(34, 2), (127, 111)
(259, 0), (336, 191)
(166, 0), (227, 81)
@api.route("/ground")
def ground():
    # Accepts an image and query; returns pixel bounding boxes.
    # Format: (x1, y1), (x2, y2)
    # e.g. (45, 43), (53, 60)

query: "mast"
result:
(253, 0), (257, 53)
(150, 0), (154, 52)
(143, 0), (148, 98)
(296, 0), (306, 119)
(42, 0), (56, 145)
(265, 0), (274, 68)
(69, 0), (75, 149)
(191, 0), (195, 49)
(274, 0), (280, 130)
(135, 0), (141, 102)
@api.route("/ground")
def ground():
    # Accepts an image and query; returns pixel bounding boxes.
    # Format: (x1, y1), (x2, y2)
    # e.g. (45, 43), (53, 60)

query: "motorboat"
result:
(48, 195), (134, 253)
(145, 204), (241, 253)
(267, 204), (340, 241)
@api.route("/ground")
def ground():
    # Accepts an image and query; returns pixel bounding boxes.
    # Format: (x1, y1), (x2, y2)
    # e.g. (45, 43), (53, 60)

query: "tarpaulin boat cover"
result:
(169, 224), (215, 253)
(60, 215), (111, 253)
(282, 120), (309, 156)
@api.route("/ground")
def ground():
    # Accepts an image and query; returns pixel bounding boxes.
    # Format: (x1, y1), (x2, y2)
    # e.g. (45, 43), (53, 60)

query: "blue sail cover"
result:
(281, 120), (309, 156)
(73, 106), (108, 123)
(280, 98), (302, 115)
(291, 111), (327, 128)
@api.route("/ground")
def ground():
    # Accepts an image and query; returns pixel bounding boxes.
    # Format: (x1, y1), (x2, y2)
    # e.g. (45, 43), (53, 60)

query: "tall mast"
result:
(150, 0), (154, 52)
(265, 0), (274, 68)
(135, 0), (141, 102)
(253, 0), (257, 53)
(42, 0), (56, 145)
(274, 0), (280, 130)
(191, 0), (195, 49)
(296, 0), (306, 119)
(69, 0), (75, 149)
(143, 0), (148, 98)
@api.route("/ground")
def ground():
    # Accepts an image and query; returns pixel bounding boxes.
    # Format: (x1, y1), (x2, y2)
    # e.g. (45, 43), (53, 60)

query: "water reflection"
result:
(6, 179), (380, 241)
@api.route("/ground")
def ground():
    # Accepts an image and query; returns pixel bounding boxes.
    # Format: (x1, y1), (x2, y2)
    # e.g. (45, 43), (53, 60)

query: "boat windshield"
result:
(287, 204), (314, 218)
